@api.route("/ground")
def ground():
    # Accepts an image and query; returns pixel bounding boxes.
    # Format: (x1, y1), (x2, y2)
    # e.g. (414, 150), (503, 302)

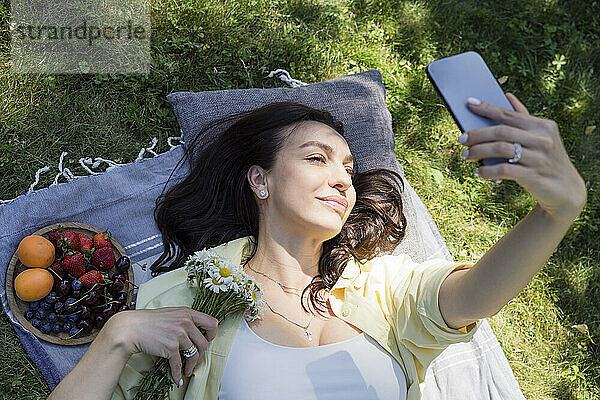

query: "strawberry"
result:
(78, 233), (93, 251)
(62, 251), (86, 277)
(48, 230), (61, 247)
(48, 261), (65, 279)
(93, 231), (112, 249)
(58, 231), (81, 251)
(91, 247), (116, 270)
(79, 270), (105, 288)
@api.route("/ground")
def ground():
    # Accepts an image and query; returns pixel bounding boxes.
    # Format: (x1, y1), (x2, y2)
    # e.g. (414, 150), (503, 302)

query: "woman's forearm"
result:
(442, 201), (584, 327)
(47, 316), (132, 400)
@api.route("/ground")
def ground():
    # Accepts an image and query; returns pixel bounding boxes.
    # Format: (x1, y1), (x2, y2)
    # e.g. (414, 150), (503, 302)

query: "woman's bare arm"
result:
(47, 314), (132, 400)
(439, 202), (584, 329)
(437, 93), (587, 330)
(46, 307), (219, 400)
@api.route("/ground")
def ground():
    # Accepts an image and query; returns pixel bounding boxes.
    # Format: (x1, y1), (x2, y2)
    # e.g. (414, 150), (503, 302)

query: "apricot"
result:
(14, 268), (54, 302)
(17, 235), (55, 268)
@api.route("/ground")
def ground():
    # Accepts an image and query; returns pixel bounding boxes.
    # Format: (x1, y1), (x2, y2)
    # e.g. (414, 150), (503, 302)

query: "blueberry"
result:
(31, 318), (42, 328)
(67, 314), (79, 323)
(68, 327), (81, 338)
(52, 323), (63, 334)
(40, 322), (52, 334)
(45, 291), (59, 304)
(71, 280), (83, 291)
(64, 301), (79, 314)
(24, 310), (35, 320)
(58, 314), (68, 322)
(39, 300), (52, 310)
(54, 301), (64, 312)
(35, 308), (48, 320)
(28, 301), (40, 311)
(64, 297), (77, 310)
(63, 322), (72, 333)
(47, 312), (58, 323)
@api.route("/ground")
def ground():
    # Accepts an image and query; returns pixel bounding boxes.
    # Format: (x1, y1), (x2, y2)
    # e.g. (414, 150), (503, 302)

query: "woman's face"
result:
(253, 120), (356, 239)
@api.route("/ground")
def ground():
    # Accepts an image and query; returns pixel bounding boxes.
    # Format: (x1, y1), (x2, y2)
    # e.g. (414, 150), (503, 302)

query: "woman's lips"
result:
(319, 199), (346, 213)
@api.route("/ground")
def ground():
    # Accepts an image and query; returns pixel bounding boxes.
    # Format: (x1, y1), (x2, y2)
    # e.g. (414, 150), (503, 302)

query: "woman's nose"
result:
(330, 163), (352, 189)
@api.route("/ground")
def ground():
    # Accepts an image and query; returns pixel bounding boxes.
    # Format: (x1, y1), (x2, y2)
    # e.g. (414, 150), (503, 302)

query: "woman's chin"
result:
(313, 216), (345, 236)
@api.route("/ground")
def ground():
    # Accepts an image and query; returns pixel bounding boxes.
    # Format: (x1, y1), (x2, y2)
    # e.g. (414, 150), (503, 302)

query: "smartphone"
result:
(426, 51), (514, 166)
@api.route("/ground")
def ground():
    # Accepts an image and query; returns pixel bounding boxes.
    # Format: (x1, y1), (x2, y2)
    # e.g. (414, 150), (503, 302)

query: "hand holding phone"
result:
(426, 51), (514, 167)
(424, 51), (586, 219)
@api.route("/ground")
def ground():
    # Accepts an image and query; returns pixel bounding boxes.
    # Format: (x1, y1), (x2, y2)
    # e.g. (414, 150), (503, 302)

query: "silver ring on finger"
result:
(507, 142), (522, 164)
(182, 343), (198, 358)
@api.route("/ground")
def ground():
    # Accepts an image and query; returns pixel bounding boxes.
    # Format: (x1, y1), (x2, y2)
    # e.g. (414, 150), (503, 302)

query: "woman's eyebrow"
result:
(298, 141), (354, 164)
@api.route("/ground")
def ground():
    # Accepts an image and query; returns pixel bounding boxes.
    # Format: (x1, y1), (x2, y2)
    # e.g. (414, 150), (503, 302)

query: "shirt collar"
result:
(331, 256), (363, 290)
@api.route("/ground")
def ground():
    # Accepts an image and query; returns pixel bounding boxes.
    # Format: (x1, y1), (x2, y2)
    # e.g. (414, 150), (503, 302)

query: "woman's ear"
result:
(247, 166), (267, 191)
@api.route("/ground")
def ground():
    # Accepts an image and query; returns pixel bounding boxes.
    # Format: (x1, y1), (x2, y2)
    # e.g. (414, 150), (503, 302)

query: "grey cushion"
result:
(166, 69), (404, 177)
(166, 70), (430, 262)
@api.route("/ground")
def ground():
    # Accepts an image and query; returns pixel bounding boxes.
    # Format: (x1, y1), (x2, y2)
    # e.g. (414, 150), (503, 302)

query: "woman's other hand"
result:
(458, 93), (587, 221)
(107, 306), (219, 385)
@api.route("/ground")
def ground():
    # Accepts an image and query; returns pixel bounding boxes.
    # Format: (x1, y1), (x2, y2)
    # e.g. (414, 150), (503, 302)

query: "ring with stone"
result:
(182, 344), (198, 358)
(507, 142), (522, 164)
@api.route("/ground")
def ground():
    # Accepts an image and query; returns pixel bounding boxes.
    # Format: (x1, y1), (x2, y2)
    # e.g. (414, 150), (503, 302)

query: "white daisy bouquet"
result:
(132, 249), (265, 400)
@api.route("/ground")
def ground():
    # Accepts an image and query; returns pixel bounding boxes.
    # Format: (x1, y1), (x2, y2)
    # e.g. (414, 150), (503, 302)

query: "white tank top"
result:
(218, 317), (407, 399)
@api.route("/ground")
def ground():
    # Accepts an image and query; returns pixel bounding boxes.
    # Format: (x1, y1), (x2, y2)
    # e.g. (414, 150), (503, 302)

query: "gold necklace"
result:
(246, 263), (316, 341)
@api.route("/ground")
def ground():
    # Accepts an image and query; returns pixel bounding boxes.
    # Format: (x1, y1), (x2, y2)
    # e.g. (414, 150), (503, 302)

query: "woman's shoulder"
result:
(367, 252), (467, 273)
(332, 253), (416, 293)
(135, 267), (194, 310)
(357, 252), (416, 279)
(353, 252), (469, 293)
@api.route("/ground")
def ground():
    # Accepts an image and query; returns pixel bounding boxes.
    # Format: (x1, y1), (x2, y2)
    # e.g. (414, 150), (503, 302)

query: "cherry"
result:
(117, 304), (130, 312)
(94, 314), (107, 328)
(109, 280), (124, 292)
(76, 318), (94, 334)
(116, 292), (127, 305)
(115, 256), (130, 273)
(55, 280), (71, 297)
(112, 273), (127, 283)
(100, 303), (118, 318)
(82, 290), (100, 306)
(101, 290), (117, 301)
(80, 305), (92, 319)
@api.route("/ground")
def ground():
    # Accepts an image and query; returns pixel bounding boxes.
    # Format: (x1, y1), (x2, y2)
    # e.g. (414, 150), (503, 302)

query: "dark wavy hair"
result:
(150, 101), (408, 317)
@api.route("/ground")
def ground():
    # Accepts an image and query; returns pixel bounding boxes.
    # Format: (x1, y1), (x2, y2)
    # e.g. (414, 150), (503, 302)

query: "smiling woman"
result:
(149, 101), (408, 317)
(46, 101), (501, 400)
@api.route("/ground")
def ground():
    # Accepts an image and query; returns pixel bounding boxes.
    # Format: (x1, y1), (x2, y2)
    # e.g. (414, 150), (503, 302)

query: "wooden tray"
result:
(5, 222), (134, 345)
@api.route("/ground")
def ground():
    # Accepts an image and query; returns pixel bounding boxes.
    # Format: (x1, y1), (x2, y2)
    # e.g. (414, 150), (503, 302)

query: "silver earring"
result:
(259, 189), (267, 198)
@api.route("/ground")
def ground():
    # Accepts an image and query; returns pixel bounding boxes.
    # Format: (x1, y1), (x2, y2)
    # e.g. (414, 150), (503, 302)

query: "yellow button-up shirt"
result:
(112, 236), (481, 400)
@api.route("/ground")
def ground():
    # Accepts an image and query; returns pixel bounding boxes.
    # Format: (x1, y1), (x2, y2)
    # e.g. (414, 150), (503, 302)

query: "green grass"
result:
(1, 0), (599, 398)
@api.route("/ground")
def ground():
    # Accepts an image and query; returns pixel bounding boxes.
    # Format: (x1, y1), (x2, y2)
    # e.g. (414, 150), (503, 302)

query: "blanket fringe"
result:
(0, 68), (305, 205)
(266, 68), (308, 87)
(0, 136), (184, 205)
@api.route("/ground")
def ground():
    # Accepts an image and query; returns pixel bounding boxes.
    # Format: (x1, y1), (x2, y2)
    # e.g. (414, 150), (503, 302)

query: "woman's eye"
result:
(308, 156), (353, 175)
(308, 156), (325, 163)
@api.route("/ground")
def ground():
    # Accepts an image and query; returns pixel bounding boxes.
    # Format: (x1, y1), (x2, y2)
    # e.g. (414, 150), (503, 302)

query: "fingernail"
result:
(474, 169), (479, 176)
(178, 378), (183, 387)
(457, 133), (468, 144)
(467, 97), (481, 105)
(461, 149), (469, 158)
